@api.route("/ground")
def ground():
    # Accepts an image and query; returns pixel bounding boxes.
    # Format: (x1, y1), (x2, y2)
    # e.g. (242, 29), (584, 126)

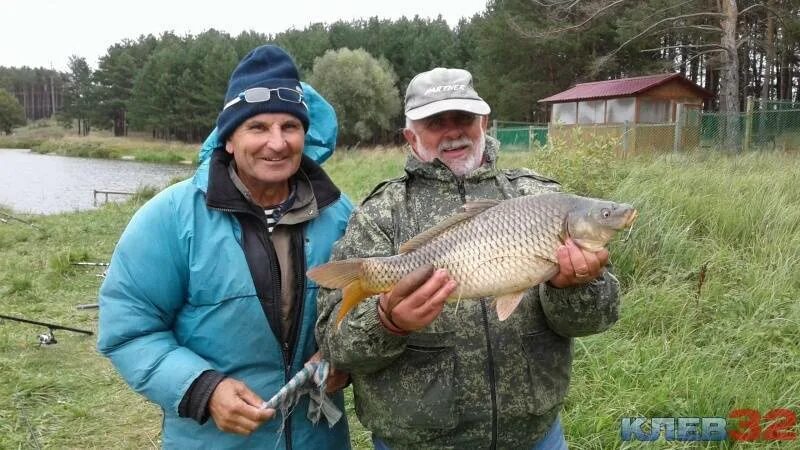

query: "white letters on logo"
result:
(424, 84), (466, 96)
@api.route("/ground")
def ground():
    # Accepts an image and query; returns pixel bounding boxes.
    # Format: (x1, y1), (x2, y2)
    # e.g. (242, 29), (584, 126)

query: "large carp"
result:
(308, 192), (637, 326)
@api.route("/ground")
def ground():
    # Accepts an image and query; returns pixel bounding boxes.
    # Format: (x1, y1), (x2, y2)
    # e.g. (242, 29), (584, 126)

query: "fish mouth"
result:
(623, 209), (638, 228)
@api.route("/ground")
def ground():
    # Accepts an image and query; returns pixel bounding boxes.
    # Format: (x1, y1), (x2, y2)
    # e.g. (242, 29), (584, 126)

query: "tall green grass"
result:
(0, 148), (797, 448)
(563, 152), (800, 449)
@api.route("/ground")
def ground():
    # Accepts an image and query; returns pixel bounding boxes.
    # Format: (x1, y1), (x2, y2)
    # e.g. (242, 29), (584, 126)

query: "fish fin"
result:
(335, 279), (373, 328)
(307, 259), (364, 288)
(399, 200), (501, 254)
(462, 198), (502, 213)
(559, 214), (570, 244)
(453, 284), (465, 314)
(493, 291), (526, 321)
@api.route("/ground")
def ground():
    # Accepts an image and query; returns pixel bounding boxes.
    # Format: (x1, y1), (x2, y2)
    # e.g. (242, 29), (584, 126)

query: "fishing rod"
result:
(71, 261), (110, 278)
(0, 212), (42, 230)
(0, 313), (93, 346)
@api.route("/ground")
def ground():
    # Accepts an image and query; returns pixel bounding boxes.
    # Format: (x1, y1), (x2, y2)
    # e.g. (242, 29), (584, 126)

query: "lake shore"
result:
(0, 149), (193, 215)
(0, 121), (199, 165)
(0, 136), (198, 165)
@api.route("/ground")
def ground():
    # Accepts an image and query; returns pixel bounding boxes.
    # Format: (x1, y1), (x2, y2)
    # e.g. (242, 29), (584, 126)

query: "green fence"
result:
(493, 100), (800, 154)
(694, 99), (800, 152)
(491, 121), (548, 151)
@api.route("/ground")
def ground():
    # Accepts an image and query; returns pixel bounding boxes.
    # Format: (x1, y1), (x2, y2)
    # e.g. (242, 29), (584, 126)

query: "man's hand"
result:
(208, 378), (274, 435)
(307, 351), (350, 393)
(378, 265), (457, 333)
(548, 238), (609, 288)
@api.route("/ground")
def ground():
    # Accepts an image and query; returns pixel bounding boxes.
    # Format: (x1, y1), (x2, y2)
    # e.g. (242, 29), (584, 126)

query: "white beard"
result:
(414, 130), (486, 177)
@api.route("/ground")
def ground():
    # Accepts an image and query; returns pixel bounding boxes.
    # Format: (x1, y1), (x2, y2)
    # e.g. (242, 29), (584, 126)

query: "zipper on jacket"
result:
(456, 178), (467, 203)
(285, 229), (306, 371)
(264, 226), (285, 366)
(281, 228), (307, 450)
(480, 299), (498, 450)
(261, 224), (293, 450)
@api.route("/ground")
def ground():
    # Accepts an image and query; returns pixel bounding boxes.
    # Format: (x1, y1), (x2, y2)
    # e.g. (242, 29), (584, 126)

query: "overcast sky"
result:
(1, 0), (488, 71)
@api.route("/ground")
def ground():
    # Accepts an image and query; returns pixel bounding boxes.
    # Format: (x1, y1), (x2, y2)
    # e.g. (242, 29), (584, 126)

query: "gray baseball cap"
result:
(404, 68), (491, 120)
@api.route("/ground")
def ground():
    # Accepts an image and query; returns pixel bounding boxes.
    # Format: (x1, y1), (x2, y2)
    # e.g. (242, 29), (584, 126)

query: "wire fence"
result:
(491, 120), (548, 151)
(493, 99), (800, 156)
(694, 99), (800, 153)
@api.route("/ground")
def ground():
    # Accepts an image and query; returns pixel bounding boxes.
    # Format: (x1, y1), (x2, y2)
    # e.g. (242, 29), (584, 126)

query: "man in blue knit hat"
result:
(98, 45), (352, 449)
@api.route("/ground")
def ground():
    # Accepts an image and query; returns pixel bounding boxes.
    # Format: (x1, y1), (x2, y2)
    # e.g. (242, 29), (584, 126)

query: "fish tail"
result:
(335, 279), (373, 328)
(307, 259), (376, 328)
(307, 259), (365, 289)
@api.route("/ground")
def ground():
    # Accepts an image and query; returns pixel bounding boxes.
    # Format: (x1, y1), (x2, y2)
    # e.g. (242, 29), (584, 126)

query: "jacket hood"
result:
(404, 135), (501, 182)
(193, 82), (338, 192)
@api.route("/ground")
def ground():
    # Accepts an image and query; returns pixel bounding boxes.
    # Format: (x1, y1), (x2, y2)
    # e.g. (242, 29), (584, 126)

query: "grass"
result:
(562, 152), (800, 449)
(0, 199), (163, 449)
(1, 144), (798, 448)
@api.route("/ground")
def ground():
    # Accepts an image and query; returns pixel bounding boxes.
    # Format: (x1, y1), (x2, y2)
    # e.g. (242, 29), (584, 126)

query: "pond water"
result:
(0, 149), (194, 214)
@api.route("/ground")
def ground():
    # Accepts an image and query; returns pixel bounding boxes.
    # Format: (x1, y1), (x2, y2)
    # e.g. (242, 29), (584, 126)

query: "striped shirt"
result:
(264, 207), (279, 233)
(264, 181), (297, 234)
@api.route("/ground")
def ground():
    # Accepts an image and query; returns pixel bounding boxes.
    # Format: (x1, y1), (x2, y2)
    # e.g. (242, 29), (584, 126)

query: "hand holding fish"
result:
(208, 378), (275, 435)
(377, 265), (457, 333)
(547, 238), (610, 288)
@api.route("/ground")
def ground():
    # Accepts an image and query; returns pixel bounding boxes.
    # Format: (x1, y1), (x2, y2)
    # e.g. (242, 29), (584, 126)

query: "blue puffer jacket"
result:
(97, 83), (352, 449)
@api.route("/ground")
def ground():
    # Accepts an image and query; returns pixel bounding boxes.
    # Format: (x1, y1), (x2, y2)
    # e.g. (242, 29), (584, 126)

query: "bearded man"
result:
(316, 67), (621, 449)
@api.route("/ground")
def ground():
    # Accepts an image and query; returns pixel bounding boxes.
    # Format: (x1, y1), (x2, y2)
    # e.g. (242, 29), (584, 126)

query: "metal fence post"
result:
(673, 104), (683, 153)
(528, 125), (533, 151)
(744, 96), (754, 152)
(622, 121), (630, 157)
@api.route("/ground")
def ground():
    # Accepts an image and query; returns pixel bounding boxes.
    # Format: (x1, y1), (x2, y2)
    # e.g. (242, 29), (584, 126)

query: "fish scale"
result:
(308, 192), (637, 325)
(364, 196), (566, 300)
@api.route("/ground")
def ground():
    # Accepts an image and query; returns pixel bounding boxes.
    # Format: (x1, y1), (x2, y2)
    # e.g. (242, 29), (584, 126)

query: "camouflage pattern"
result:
(316, 136), (620, 449)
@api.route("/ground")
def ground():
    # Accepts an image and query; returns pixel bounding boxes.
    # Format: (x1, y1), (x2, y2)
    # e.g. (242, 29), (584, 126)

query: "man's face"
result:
(403, 111), (488, 177)
(225, 112), (304, 199)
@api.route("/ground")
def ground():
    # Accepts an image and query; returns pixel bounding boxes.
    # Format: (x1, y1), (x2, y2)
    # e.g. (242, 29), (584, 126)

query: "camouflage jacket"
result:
(316, 137), (620, 449)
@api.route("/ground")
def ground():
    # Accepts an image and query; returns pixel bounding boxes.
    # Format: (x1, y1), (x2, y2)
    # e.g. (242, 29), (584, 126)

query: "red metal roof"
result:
(539, 73), (714, 103)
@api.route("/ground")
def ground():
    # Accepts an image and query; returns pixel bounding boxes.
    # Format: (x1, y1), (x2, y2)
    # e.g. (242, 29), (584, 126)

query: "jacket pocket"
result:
(520, 329), (573, 415)
(357, 331), (457, 431)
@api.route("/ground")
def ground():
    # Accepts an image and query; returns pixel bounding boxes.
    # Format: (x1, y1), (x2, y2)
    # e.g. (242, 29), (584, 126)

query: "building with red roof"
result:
(540, 73), (713, 125)
(539, 73), (714, 155)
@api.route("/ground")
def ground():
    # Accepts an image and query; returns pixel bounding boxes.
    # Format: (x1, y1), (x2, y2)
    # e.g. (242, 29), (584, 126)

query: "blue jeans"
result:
(371, 416), (568, 450)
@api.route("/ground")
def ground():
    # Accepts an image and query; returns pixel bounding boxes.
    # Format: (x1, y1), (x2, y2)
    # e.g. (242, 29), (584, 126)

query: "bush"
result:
(0, 91), (26, 135)
(309, 48), (401, 146)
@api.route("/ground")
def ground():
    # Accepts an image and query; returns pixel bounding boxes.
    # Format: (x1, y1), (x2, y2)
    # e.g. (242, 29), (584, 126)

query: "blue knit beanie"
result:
(216, 45), (309, 142)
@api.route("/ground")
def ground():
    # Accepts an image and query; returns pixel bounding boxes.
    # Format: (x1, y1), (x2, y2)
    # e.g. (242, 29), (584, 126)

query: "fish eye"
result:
(601, 208), (611, 218)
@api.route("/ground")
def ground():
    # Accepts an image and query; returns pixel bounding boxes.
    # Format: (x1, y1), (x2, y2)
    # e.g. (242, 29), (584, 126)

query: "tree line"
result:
(1, 0), (798, 144)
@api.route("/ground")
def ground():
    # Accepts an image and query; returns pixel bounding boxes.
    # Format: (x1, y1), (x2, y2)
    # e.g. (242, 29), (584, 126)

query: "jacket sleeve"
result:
(315, 202), (409, 375)
(97, 191), (216, 414)
(538, 268), (620, 337)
